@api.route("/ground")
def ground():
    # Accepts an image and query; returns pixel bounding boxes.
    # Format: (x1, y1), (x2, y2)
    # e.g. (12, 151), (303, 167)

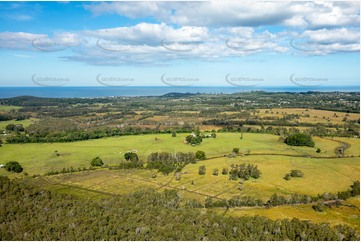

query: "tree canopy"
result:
(4, 161), (23, 173)
(284, 133), (315, 147)
(90, 157), (103, 167)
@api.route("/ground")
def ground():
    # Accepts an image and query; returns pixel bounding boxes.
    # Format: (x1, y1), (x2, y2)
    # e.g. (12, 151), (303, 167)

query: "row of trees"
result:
(229, 163), (261, 180)
(146, 152), (197, 175)
(45, 166), (96, 176)
(5, 127), (196, 144)
(200, 181), (360, 209)
(267, 181), (360, 207)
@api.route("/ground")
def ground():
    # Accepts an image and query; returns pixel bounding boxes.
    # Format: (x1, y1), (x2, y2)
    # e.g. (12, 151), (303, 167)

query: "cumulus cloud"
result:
(57, 23), (289, 66)
(0, 1), (358, 66)
(290, 28), (360, 54)
(0, 32), (47, 50)
(84, 22), (209, 46)
(0, 31), (84, 51)
(83, 1), (359, 29)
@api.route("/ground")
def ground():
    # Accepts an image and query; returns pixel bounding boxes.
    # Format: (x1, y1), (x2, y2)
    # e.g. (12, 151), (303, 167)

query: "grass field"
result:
(24, 153), (359, 202)
(0, 105), (21, 112)
(224, 108), (360, 125)
(256, 108), (359, 124)
(1, 131), (358, 231)
(217, 196), (360, 230)
(0, 133), (358, 177)
(0, 118), (36, 130)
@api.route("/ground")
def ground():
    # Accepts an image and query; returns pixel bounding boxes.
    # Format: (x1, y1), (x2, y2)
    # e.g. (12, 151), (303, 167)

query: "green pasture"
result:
(23, 154), (359, 203)
(218, 196), (360, 230)
(0, 133), (358, 177)
(0, 105), (21, 112)
(0, 119), (36, 130)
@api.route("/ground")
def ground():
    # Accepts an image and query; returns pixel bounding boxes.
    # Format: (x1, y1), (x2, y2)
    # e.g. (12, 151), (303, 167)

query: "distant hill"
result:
(161, 92), (197, 98)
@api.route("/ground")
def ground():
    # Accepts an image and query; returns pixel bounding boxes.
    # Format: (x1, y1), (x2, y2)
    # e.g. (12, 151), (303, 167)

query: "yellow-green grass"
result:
(0, 133), (358, 178)
(0, 105), (21, 112)
(257, 108), (359, 122)
(173, 155), (359, 201)
(223, 108), (359, 125)
(330, 137), (361, 157)
(216, 197), (360, 230)
(22, 153), (359, 205)
(24, 171), (359, 231)
(0, 118), (36, 130)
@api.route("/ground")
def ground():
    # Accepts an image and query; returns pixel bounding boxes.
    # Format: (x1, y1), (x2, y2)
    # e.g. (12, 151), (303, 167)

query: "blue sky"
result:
(0, 1), (359, 87)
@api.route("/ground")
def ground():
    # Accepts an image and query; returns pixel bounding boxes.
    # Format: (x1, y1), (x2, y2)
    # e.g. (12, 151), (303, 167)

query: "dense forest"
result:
(0, 176), (359, 241)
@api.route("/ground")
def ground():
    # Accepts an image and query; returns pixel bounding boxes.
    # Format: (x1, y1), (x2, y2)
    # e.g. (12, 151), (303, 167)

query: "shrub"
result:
(4, 161), (23, 173)
(90, 157), (103, 167)
(198, 165), (206, 175)
(212, 168), (219, 176)
(124, 151), (139, 162)
(316, 148), (321, 153)
(185, 134), (202, 145)
(284, 173), (291, 181)
(312, 200), (326, 212)
(290, 169), (304, 177)
(284, 133), (315, 147)
(195, 150), (206, 160)
(222, 168), (228, 175)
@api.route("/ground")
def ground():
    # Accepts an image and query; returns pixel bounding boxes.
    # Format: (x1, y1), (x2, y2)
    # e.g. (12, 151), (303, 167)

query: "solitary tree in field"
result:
(124, 151), (139, 162)
(185, 135), (202, 145)
(172, 131), (177, 137)
(90, 157), (103, 167)
(198, 165), (206, 175)
(212, 168), (219, 176)
(4, 161), (23, 173)
(195, 150), (206, 160)
(283, 173), (291, 181)
(290, 169), (304, 177)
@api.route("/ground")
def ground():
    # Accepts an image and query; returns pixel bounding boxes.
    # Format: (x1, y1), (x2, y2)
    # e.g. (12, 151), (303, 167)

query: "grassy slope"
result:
(1, 133), (358, 177)
(0, 118), (36, 130)
(217, 196), (360, 230)
(3, 132), (358, 231)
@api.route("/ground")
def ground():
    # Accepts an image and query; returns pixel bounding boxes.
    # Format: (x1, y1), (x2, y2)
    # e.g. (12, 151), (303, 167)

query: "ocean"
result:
(0, 86), (359, 98)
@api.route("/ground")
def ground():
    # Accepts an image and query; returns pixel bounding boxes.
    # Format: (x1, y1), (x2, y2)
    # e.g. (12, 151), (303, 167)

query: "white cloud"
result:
(84, 1), (168, 19)
(83, 22), (209, 45)
(83, 1), (359, 29)
(291, 28), (360, 54)
(303, 28), (359, 44)
(58, 23), (288, 66)
(6, 14), (33, 21)
(0, 32), (47, 50)
(0, 31), (83, 51)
